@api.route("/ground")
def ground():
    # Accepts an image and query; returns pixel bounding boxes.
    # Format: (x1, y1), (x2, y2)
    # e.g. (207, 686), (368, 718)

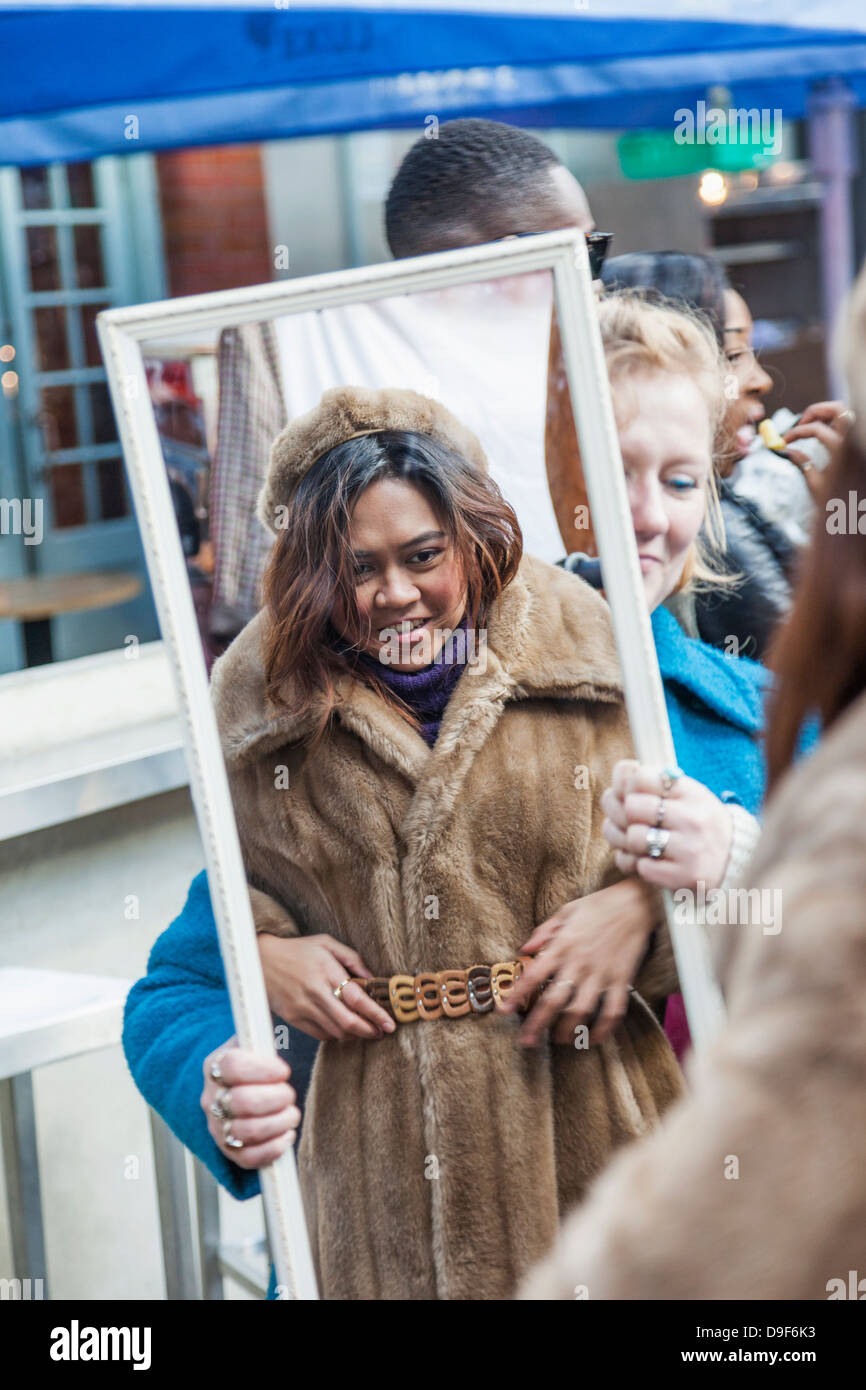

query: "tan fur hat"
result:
(257, 384), (489, 535)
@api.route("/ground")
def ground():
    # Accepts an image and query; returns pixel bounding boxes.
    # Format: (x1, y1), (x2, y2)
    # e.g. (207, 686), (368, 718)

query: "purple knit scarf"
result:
(355, 620), (470, 747)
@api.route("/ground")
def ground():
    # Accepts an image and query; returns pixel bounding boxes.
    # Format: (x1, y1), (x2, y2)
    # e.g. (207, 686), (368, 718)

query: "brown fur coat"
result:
(520, 689), (866, 1301)
(210, 554), (683, 1300)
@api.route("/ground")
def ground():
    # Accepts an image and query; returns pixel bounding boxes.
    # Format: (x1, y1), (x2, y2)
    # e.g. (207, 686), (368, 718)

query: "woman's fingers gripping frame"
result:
(201, 1041), (300, 1169)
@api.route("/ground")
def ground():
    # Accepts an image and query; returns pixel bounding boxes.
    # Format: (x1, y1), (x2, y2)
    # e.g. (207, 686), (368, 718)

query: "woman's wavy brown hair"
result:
(262, 428), (522, 744)
(765, 430), (866, 792)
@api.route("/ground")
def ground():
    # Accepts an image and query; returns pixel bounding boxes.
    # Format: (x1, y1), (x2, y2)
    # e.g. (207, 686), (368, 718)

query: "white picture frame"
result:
(97, 229), (724, 1302)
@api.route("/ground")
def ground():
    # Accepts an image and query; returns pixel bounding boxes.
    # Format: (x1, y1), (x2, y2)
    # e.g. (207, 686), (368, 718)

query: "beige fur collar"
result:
(211, 552), (623, 785)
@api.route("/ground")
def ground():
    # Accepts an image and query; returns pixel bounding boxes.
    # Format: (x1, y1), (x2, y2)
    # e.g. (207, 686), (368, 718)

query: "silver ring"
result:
(209, 1055), (224, 1082)
(660, 765), (684, 795)
(654, 796), (667, 828)
(209, 1087), (232, 1121)
(645, 827), (671, 860)
(333, 977), (351, 1000)
(223, 1120), (244, 1150)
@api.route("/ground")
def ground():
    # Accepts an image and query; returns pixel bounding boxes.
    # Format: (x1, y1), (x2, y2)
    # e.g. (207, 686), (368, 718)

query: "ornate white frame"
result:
(97, 229), (723, 1302)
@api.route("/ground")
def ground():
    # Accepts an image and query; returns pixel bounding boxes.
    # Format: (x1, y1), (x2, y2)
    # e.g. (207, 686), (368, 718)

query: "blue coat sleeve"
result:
(122, 869), (260, 1202)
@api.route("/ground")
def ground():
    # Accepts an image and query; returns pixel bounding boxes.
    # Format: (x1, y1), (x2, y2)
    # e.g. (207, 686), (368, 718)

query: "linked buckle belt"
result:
(349, 958), (536, 1023)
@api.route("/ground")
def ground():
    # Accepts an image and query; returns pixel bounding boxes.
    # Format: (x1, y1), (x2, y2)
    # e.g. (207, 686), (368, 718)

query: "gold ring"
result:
(333, 978), (352, 1000)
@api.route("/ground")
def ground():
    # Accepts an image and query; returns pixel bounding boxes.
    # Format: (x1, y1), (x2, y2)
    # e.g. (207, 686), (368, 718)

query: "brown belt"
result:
(349, 958), (536, 1023)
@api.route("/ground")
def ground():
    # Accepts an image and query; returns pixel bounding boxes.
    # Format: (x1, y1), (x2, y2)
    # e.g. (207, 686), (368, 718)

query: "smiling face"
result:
(614, 369), (714, 611)
(330, 477), (467, 671)
(721, 288), (773, 468)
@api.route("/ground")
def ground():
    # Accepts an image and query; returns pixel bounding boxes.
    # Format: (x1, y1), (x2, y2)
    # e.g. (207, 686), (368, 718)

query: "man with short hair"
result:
(385, 117), (594, 257)
(209, 119), (597, 646)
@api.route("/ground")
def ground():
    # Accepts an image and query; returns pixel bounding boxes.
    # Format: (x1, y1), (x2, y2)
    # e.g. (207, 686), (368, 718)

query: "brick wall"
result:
(155, 145), (272, 296)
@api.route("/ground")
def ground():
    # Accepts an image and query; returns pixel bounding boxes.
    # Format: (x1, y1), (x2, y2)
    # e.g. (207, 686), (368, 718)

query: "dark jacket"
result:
(695, 478), (799, 661)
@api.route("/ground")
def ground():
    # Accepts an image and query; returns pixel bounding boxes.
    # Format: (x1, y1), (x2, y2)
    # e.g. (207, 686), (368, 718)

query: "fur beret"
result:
(257, 384), (489, 534)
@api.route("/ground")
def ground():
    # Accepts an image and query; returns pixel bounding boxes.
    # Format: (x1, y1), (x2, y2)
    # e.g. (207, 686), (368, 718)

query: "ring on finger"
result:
(222, 1119), (244, 1150)
(333, 977), (351, 1001)
(660, 765), (684, 795)
(209, 1086), (233, 1121)
(654, 796), (667, 828)
(644, 826), (670, 860)
(209, 1054), (224, 1083)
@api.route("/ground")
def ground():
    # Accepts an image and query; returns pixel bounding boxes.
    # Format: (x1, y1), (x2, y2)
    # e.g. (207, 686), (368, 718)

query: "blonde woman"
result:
(506, 292), (768, 1059)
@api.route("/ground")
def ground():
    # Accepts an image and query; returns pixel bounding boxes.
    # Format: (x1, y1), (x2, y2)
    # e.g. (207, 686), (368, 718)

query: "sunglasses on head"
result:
(510, 230), (613, 280)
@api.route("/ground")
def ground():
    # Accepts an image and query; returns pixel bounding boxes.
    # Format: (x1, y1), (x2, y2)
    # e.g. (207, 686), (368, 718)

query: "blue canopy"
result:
(3, 1), (866, 165)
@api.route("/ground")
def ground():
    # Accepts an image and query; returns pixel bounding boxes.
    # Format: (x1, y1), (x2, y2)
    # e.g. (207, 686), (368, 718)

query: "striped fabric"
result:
(211, 321), (286, 631)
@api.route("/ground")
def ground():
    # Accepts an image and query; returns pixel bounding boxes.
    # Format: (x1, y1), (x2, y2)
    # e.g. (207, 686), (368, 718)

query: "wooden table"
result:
(0, 570), (143, 666)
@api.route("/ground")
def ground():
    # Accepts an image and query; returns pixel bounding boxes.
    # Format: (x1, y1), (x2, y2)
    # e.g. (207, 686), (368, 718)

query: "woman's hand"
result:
(258, 932), (395, 1042)
(500, 879), (657, 1047)
(201, 1036), (301, 1170)
(601, 759), (732, 891)
(782, 400), (850, 497)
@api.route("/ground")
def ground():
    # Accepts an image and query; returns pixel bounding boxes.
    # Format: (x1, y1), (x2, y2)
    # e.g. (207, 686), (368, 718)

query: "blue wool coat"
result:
(122, 604), (773, 1292)
(650, 604), (768, 814)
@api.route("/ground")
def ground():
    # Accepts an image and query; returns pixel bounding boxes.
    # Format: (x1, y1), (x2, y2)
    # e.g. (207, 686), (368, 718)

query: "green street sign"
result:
(618, 116), (780, 181)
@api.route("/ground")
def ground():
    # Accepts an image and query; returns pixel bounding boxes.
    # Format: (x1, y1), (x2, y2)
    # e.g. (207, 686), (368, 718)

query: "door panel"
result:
(0, 155), (166, 672)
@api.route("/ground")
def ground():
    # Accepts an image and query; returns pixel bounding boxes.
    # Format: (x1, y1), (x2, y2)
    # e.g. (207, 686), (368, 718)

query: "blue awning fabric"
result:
(2, 2), (866, 165)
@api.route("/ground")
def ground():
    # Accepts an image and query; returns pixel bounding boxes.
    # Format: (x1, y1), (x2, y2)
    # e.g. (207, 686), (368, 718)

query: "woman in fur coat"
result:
(198, 382), (683, 1301)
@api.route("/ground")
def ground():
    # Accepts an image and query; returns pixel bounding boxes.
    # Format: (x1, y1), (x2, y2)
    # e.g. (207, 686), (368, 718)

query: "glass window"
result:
(89, 382), (116, 445)
(26, 226), (61, 291)
(39, 385), (79, 451)
(97, 457), (129, 520)
(49, 463), (87, 528)
(33, 306), (70, 372)
(20, 166), (52, 211)
(81, 302), (111, 367)
(67, 163), (96, 209)
(73, 223), (105, 289)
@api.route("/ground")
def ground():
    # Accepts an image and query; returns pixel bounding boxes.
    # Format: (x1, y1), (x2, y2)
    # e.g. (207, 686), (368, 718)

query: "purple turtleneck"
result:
(356, 622), (469, 747)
